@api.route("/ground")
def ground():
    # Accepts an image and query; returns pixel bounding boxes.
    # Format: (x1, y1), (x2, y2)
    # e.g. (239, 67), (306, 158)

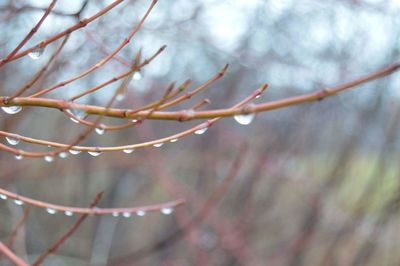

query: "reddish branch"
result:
(0, 187), (185, 216)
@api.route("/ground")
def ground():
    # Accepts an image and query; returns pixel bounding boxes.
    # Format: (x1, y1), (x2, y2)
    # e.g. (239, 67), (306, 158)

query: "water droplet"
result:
(44, 155), (54, 162)
(0, 194), (7, 200)
(6, 136), (20, 145)
(170, 138), (178, 143)
(58, 152), (68, 159)
(116, 92), (125, 102)
(161, 207), (174, 215)
(194, 127), (208, 135)
(70, 117), (79, 123)
(67, 108), (85, 120)
(64, 211), (74, 216)
(28, 47), (44, 60)
(46, 208), (57, 214)
(14, 154), (23, 160)
(122, 212), (131, 218)
(14, 199), (23, 206)
(95, 125), (105, 135)
(234, 113), (255, 125)
(153, 143), (164, 148)
(88, 149), (102, 156)
(255, 95), (261, 99)
(112, 212), (120, 217)
(123, 148), (134, 154)
(133, 71), (142, 81)
(2, 106), (22, 114)
(69, 149), (81, 155)
(131, 119), (138, 123)
(136, 210), (146, 217)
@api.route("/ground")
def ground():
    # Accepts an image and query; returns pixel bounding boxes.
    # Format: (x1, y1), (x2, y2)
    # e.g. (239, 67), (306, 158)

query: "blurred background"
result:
(0, 0), (400, 265)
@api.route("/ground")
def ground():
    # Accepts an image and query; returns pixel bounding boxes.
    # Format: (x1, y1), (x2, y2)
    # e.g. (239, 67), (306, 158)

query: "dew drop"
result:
(28, 47), (44, 60)
(14, 154), (23, 160)
(70, 117), (79, 123)
(133, 71), (142, 81)
(6, 136), (20, 145)
(95, 125), (105, 135)
(131, 119), (138, 123)
(2, 106), (22, 114)
(69, 149), (81, 155)
(116, 93), (125, 102)
(0, 194), (7, 200)
(170, 138), (178, 143)
(194, 127), (208, 135)
(153, 143), (164, 148)
(67, 108), (85, 120)
(136, 210), (146, 217)
(112, 212), (119, 217)
(256, 95), (261, 99)
(123, 148), (134, 154)
(46, 208), (57, 214)
(58, 152), (68, 159)
(14, 199), (23, 206)
(161, 207), (174, 215)
(234, 113), (255, 125)
(88, 150), (102, 156)
(64, 211), (74, 216)
(122, 212), (131, 218)
(44, 155), (54, 162)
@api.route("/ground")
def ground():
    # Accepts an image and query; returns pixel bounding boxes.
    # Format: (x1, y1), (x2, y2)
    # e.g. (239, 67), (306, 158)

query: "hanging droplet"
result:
(161, 207), (174, 215)
(69, 149), (81, 155)
(64, 211), (74, 216)
(234, 113), (255, 125)
(2, 106), (22, 114)
(255, 95), (261, 99)
(116, 92), (125, 102)
(123, 148), (134, 154)
(194, 127), (208, 135)
(70, 117), (79, 124)
(122, 212), (131, 218)
(0, 194), (7, 200)
(44, 155), (54, 162)
(95, 125), (105, 135)
(28, 47), (44, 60)
(14, 199), (24, 206)
(67, 108), (85, 120)
(133, 71), (142, 81)
(153, 143), (164, 148)
(112, 212), (120, 217)
(136, 210), (146, 217)
(58, 152), (68, 159)
(170, 138), (178, 143)
(46, 208), (57, 214)
(88, 149), (102, 156)
(14, 154), (23, 160)
(6, 136), (20, 145)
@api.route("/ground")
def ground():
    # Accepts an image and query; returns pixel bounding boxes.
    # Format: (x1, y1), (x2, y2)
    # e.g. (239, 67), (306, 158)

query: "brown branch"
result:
(0, 0), (58, 65)
(0, 240), (29, 266)
(0, 187), (185, 216)
(28, 0), (158, 98)
(2, 62), (397, 121)
(32, 192), (104, 266)
(0, 0), (126, 65)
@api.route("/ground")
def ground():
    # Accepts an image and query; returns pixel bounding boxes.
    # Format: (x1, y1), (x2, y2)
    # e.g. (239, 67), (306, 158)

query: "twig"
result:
(0, 240), (29, 266)
(0, 187), (185, 215)
(32, 192), (103, 266)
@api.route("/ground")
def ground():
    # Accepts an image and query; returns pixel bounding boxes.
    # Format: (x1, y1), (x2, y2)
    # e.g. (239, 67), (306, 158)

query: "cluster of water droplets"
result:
(0, 193), (175, 217)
